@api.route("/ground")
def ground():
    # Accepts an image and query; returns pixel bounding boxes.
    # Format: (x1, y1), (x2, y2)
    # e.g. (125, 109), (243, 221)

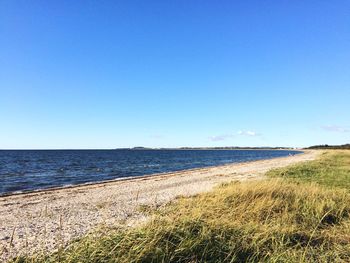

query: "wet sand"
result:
(0, 150), (319, 261)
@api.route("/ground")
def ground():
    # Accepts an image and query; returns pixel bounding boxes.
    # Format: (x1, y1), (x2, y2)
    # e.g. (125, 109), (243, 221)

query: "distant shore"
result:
(0, 149), (302, 197)
(0, 150), (318, 261)
(119, 146), (301, 150)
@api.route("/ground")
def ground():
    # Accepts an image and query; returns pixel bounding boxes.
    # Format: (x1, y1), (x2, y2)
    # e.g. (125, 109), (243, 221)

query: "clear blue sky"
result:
(1, 1), (349, 149)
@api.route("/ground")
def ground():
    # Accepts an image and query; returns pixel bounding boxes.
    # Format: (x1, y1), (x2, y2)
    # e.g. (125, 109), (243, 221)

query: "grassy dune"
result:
(267, 150), (350, 189)
(16, 151), (350, 262)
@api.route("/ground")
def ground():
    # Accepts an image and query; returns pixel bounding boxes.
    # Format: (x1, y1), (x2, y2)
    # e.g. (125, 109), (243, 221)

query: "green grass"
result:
(14, 150), (350, 263)
(267, 150), (350, 190)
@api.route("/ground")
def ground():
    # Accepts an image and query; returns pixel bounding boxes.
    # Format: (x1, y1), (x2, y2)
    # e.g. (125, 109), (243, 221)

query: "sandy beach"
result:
(0, 150), (319, 261)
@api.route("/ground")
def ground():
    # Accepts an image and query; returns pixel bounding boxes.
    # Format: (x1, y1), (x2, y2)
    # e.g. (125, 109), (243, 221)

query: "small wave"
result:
(0, 149), (302, 196)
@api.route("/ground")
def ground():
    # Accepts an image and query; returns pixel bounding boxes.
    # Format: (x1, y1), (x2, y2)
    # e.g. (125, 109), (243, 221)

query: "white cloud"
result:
(209, 130), (262, 141)
(237, 130), (261, 137)
(321, 125), (349, 133)
(208, 134), (234, 141)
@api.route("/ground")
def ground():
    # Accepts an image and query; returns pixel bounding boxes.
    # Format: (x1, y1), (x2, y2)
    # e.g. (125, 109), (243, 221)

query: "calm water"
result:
(0, 149), (300, 195)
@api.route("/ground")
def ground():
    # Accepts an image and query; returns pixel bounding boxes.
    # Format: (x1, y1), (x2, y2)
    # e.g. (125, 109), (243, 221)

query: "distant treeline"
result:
(308, 144), (350, 149)
(127, 146), (294, 150)
(178, 147), (293, 150)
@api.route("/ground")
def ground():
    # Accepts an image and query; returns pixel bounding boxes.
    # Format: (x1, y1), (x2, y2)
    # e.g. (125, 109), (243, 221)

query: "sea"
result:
(0, 149), (301, 196)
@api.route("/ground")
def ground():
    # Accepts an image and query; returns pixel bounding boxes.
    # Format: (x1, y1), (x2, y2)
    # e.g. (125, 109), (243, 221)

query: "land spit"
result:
(0, 150), (319, 261)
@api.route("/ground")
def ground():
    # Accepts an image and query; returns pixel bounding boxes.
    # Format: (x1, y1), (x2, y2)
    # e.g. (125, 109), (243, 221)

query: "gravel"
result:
(0, 150), (319, 261)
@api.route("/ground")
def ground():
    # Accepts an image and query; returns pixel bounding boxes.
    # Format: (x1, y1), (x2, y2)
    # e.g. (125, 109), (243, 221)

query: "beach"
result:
(0, 150), (319, 261)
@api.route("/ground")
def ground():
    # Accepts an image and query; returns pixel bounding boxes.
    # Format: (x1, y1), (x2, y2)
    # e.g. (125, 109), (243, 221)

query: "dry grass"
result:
(15, 181), (350, 262)
(12, 151), (350, 262)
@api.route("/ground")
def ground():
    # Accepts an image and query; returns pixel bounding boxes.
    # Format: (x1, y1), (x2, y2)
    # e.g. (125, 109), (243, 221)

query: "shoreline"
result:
(0, 150), (318, 261)
(0, 150), (303, 198)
